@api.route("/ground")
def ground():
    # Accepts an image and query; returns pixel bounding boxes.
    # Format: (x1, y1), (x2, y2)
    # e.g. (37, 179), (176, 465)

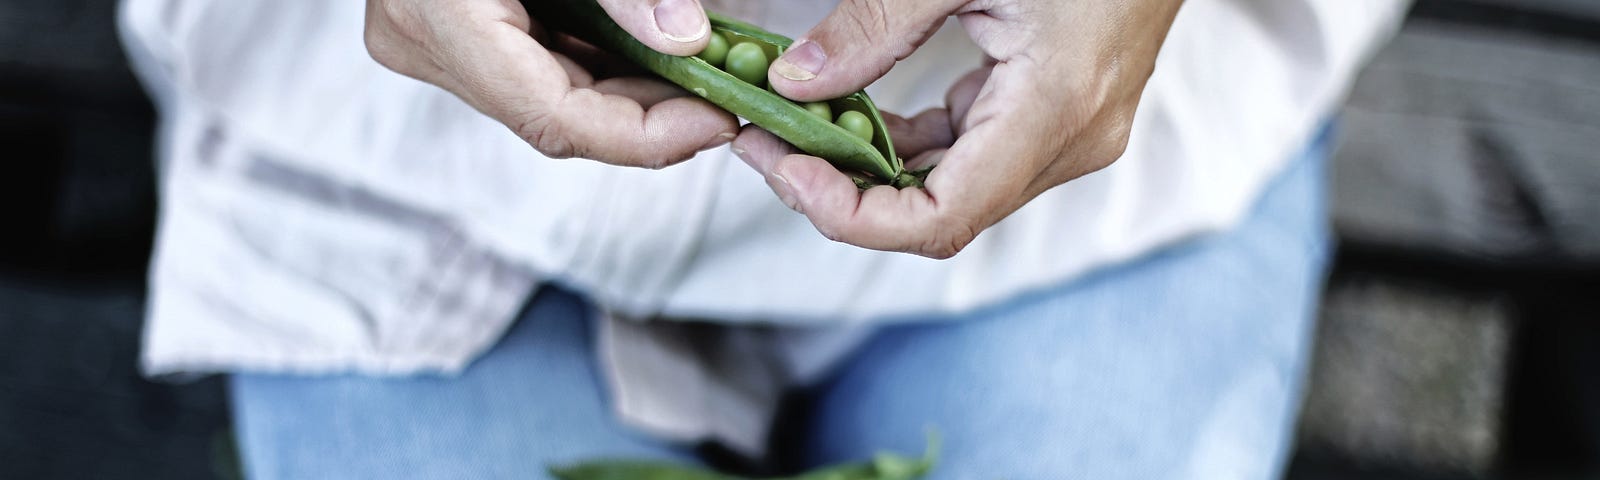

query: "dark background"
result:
(1, 0), (1596, 478)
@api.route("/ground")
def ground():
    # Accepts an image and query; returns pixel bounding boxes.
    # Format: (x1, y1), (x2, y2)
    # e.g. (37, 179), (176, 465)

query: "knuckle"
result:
(612, 137), (686, 169)
(1088, 109), (1135, 171)
(917, 216), (978, 259)
(513, 110), (579, 159)
(375, 0), (422, 35)
(815, 222), (847, 243)
(379, 0), (407, 21)
(363, 28), (404, 71)
(665, 150), (698, 167)
(371, 0), (402, 23)
(1102, 134), (1131, 168)
(1108, 120), (1133, 155)
(636, 153), (680, 170)
(363, 1), (432, 77)
(456, 0), (529, 32)
(809, 214), (854, 244)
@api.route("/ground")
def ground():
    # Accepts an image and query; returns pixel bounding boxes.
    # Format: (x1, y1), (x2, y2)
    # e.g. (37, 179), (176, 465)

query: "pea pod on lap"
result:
(525, 0), (919, 188)
(548, 434), (938, 480)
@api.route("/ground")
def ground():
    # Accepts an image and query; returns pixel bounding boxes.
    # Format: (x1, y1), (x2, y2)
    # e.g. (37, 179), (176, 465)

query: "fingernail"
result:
(771, 170), (803, 213)
(773, 40), (824, 81)
(654, 0), (708, 43)
(728, 141), (756, 169)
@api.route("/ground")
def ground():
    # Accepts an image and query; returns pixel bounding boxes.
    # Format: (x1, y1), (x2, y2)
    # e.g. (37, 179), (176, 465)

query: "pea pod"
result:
(549, 432), (939, 480)
(524, 0), (919, 188)
(548, 461), (735, 480)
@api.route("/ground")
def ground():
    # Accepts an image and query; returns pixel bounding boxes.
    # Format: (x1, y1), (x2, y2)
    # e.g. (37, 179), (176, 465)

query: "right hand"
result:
(364, 0), (739, 168)
(733, 0), (1184, 258)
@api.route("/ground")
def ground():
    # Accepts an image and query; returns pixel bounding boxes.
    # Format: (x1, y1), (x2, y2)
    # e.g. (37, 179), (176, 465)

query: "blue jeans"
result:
(232, 130), (1331, 479)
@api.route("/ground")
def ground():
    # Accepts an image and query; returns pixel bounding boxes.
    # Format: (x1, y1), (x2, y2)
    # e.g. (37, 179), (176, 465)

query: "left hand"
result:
(364, 0), (738, 168)
(731, 0), (1185, 258)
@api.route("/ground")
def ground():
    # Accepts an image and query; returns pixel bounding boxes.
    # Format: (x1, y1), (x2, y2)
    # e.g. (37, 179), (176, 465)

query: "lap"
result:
(229, 288), (690, 480)
(232, 131), (1333, 480)
(803, 131), (1331, 479)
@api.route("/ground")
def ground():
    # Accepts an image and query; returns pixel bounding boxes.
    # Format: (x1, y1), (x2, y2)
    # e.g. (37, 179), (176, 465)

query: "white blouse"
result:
(122, 0), (1407, 455)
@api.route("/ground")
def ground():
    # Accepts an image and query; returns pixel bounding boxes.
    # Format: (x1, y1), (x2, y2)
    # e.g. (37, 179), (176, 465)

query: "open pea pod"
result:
(525, 0), (919, 188)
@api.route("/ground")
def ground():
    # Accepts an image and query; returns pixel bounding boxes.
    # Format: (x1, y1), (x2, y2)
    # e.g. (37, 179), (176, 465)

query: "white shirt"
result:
(121, 0), (1407, 455)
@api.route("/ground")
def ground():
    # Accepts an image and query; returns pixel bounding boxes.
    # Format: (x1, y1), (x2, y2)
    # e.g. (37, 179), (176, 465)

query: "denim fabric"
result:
(229, 289), (693, 479)
(802, 129), (1332, 479)
(231, 129), (1330, 480)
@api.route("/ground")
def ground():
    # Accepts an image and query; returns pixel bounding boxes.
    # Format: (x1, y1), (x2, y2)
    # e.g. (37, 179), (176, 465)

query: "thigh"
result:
(230, 287), (690, 480)
(805, 134), (1332, 480)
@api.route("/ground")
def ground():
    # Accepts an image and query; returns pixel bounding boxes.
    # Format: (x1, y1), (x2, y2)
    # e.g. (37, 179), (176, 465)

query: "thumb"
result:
(768, 0), (961, 102)
(597, 0), (710, 56)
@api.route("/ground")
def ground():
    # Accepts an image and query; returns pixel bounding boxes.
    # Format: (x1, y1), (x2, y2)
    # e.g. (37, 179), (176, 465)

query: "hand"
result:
(733, 0), (1185, 258)
(364, 0), (739, 167)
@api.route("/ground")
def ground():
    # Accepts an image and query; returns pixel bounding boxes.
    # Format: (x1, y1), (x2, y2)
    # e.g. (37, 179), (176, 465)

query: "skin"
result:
(366, 0), (1184, 259)
(733, 0), (1187, 258)
(363, 0), (737, 168)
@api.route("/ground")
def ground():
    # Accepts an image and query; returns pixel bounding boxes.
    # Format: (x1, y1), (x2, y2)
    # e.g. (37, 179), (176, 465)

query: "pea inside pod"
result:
(833, 110), (873, 143)
(802, 101), (832, 120)
(722, 42), (769, 87)
(695, 31), (729, 66)
(697, 47), (883, 158)
(700, 38), (879, 150)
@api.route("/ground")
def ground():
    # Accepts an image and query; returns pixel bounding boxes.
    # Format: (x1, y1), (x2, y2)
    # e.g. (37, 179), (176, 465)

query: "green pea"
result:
(695, 31), (728, 66)
(802, 101), (832, 120)
(724, 42), (768, 87)
(834, 110), (873, 142)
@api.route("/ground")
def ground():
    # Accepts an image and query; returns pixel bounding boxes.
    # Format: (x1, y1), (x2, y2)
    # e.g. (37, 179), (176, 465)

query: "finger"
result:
(904, 149), (947, 171)
(768, 0), (963, 102)
(777, 64), (1054, 258)
(550, 52), (596, 87)
(880, 109), (954, 159)
(731, 125), (808, 212)
(591, 76), (692, 107)
(731, 124), (793, 173)
(596, 0), (710, 57)
(547, 33), (649, 79)
(944, 66), (990, 136)
(428, 14), (735, 167)
(735, 124), (960, 257)
(923, 62), (1060, 221)
(528, 91), (738, 167)
(772, 124), (1031, 258)
(774, 154), (957, 256)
